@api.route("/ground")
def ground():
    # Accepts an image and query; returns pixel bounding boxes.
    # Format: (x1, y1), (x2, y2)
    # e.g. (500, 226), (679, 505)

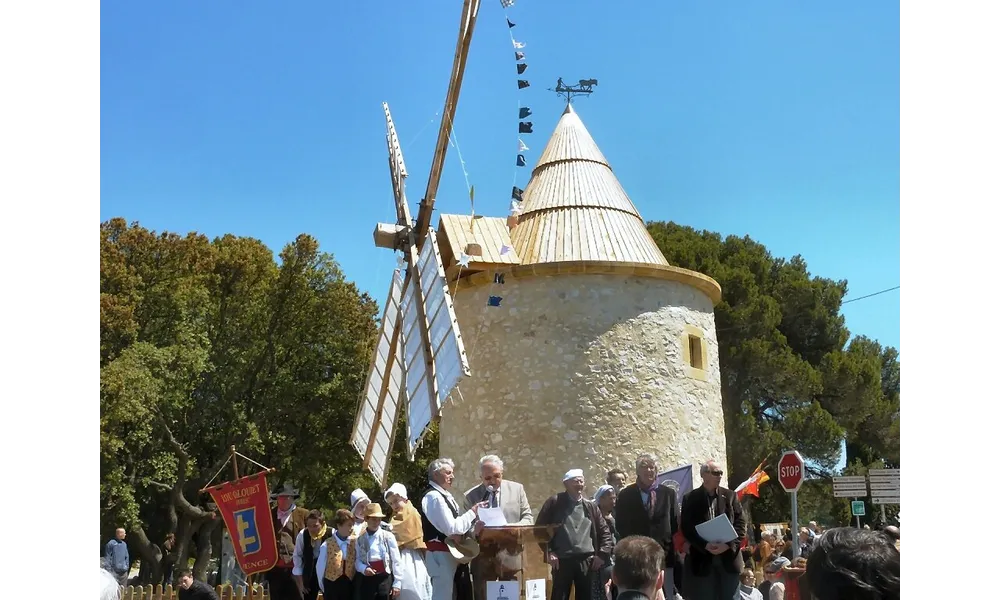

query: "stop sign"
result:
(777, 450), (805, 492)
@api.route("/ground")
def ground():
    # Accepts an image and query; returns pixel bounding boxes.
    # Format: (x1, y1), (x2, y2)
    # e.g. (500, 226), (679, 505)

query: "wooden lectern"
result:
(474, 524), (558, 600)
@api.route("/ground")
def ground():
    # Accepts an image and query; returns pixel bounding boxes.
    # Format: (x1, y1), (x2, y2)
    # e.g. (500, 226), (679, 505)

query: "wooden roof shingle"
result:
(510, 104), (670, 268)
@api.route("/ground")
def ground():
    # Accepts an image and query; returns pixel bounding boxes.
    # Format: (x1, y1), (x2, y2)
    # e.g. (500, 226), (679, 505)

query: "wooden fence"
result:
(119, 585), (334, 600)
(119, 585), (271, 600)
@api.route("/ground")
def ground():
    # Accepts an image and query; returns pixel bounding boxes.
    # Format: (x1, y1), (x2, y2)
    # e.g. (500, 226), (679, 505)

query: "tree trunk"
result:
(129, 526), (165, 585)
(193, 518), (220, 581)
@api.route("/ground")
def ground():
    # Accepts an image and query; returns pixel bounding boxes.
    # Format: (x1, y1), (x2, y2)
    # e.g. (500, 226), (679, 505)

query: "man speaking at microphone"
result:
(464, 455), (534, 600)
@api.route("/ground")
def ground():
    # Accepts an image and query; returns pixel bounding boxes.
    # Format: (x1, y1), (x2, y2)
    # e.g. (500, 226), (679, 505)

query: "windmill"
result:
(350, 0), (482, 486)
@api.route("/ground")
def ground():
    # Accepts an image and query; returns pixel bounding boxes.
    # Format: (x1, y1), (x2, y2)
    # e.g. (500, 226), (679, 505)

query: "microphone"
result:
(486, 485), (496, 508)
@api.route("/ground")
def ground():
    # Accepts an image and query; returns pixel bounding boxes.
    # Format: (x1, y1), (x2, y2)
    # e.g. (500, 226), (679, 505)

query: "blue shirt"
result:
(105, 538), (130, 574)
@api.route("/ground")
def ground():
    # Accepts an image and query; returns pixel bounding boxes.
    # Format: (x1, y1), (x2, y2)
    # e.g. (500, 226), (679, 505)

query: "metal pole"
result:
(790, 491), (800, 559)
(881, 504), (886, 525)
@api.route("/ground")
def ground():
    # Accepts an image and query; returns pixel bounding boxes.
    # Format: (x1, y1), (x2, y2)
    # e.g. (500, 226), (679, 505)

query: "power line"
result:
(842, 286), (899, 305)
(713, 284), (899, 333)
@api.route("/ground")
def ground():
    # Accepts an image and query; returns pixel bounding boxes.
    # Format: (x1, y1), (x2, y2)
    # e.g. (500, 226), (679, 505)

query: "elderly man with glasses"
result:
(680, 460), (746, 600)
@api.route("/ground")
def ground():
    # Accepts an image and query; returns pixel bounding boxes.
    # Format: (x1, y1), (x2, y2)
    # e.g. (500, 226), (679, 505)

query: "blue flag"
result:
(655, 464), (694, 503)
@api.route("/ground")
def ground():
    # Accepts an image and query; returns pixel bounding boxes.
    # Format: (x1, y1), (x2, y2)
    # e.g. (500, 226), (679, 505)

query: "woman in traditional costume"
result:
(385, 483), (433, 600)
(351, 489), (373, 537)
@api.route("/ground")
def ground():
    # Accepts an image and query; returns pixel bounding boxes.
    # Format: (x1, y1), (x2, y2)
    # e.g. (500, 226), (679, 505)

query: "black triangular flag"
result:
(516, 154), (526, 167)
(517, 80), (530, 89)
(511, 186), (523, 202)
(507, 18), (515, 28)
(514, 51), (525, 61)
(517, 63), (528, 75)
(519, 107), (532, 119)
(519, 121), (533, 134)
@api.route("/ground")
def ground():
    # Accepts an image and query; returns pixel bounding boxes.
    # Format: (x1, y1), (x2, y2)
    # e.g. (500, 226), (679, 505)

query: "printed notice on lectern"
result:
(526, 579), (545, 600)
(488, 581), (521, 600)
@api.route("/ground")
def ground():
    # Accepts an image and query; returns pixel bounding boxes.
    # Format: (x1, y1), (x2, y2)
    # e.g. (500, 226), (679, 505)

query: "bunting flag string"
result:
(501, 0), (533, 243)
(491, 0), (541, 311)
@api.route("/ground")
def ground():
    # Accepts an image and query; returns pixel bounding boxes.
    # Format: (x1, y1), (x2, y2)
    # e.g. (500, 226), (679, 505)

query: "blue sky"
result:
(101, 0), (899, 352)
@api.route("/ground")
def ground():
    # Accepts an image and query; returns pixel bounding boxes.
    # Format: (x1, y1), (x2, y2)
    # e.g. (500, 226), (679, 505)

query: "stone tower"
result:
(435, 104), (728, 510)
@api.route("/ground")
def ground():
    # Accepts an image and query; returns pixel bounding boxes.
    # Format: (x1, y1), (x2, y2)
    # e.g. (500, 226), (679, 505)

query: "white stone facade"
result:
(441, 272), (729, 512)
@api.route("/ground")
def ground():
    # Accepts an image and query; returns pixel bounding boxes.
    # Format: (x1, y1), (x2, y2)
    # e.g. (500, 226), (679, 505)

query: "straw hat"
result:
(363, 503), (387, 520)
(446, 534), (481, 564)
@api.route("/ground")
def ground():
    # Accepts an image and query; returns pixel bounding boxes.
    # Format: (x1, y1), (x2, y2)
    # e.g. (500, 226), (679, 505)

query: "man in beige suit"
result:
(464, 455), (534, 600)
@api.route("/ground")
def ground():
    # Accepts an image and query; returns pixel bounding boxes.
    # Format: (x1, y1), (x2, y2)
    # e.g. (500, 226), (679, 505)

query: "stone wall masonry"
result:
(440, 273), (729, 513)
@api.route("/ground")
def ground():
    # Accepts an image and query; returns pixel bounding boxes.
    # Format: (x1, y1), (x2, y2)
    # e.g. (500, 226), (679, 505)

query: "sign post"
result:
(777, 450), (806, 559)
(868, 469), (900, 525)
(832, 475), (869, 529)
(851, 500), (866, 528)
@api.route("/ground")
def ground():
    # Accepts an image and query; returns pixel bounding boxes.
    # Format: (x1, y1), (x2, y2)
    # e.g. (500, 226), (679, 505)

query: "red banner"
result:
(205, 471), (278, 575)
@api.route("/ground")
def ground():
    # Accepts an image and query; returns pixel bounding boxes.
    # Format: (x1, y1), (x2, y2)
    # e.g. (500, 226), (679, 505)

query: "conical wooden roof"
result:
(510, 104), (670, 267)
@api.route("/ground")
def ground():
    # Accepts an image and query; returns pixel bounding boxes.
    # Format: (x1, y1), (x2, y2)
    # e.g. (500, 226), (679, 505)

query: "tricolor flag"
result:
(734, 461), (770, 501)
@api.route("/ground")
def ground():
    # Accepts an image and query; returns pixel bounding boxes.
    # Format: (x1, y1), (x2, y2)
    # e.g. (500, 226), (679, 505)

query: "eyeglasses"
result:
(709, 470), (724, 476)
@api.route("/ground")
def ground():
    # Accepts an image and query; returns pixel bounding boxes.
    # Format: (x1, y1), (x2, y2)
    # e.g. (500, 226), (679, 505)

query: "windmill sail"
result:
(352, 0), (481, 483)
(400, 228), (471, 458)
(350, 270), (406, 486)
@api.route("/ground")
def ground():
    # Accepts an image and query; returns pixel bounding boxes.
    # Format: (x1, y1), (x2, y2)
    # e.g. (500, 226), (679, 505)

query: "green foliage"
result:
(100, 218), (385, 580)
(647, 222), (900, 525)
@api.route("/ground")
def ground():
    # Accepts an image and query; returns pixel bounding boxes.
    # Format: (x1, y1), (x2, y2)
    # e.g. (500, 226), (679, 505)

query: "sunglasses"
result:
(708, 470), (724, 476)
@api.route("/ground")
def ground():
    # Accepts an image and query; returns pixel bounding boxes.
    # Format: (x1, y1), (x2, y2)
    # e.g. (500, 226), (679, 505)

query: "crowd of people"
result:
(102, 453), (900, 600)
(741, 523), (900, 600)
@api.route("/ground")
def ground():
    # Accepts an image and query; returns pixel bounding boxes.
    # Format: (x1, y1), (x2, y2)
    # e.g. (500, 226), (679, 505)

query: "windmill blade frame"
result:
(350, 0), (483, 483)
(399, 227), (471, 459)
(350, 270), (406, 487)
(415, 0), (482, 247)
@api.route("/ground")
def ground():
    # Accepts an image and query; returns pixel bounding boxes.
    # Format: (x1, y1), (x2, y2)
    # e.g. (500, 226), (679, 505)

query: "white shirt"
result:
(277, 504), (296, 528)
(421, 481), (476, 537)
(315, 533), (352, 583)
(291, 530), (326, 576)
(354, 527), (402, 590)
(292, 530), (306, 576)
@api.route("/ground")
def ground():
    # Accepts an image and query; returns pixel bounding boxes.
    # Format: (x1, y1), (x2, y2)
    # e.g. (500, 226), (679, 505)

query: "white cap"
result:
(350, 488), (370, 511)
(384, 483), (408, 501)
(563, 468), (584, 482)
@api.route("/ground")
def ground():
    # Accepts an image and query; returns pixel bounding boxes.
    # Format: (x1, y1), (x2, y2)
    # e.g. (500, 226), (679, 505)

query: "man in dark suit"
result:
(680, 461), (746, 600)
(610, 536), (665, 600)
(614, 453), (678, 599)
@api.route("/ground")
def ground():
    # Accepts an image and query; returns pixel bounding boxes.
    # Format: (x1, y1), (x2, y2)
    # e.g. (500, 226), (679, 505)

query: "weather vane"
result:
(548, 77), (598, 104)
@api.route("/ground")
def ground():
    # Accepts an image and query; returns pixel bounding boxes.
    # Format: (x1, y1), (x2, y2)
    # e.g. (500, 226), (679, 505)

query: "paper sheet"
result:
(487, 581), (520, 600)
(694, 514), (738, 543)
(526, 579), (546, 600)
(479, 506), (508, 527)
